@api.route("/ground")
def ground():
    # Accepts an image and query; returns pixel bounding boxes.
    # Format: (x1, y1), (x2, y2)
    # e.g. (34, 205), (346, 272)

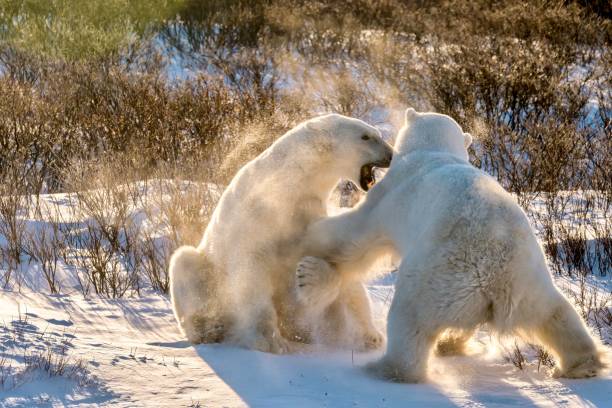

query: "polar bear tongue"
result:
(360, 164), (375, 191)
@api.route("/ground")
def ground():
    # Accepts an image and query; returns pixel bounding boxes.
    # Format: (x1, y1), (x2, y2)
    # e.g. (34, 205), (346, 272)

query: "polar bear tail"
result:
(169, 246), (226, 344)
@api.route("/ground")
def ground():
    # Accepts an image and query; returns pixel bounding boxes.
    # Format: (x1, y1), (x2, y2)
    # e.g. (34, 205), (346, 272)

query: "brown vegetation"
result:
(0, 0), (610, 297)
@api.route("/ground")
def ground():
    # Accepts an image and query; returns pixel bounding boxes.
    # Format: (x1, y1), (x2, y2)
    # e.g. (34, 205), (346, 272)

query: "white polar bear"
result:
(296, 108), (606, 381)
(169, 114), (393, 353)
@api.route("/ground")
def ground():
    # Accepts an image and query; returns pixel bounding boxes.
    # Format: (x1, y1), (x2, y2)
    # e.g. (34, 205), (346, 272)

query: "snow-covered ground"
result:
(0, 190), (611, 407)
(1, 283), (611, 407)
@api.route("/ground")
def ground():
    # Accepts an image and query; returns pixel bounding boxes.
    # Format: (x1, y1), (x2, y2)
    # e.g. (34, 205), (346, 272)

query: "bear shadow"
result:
(194, 343), (612, 407)
(196, 344), (462, 407)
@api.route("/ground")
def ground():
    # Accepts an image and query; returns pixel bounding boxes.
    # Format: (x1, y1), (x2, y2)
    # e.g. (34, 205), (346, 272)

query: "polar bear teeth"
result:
(360, 163), (376, 191)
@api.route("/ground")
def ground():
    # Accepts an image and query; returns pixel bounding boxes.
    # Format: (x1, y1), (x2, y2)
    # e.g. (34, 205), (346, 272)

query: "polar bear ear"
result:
(305, 116), (328, 133)
(405, 107), (419, 124)
(463, 132), (473, 148)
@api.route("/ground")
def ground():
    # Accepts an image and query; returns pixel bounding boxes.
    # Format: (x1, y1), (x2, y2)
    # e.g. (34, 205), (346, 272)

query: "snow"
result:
(1, 284), (610, 407)
(0, 190), (610, 407)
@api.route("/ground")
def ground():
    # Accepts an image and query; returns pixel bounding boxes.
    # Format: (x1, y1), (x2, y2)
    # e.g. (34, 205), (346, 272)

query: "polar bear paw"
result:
(235, 330), (292, 354)
(266, 332), (292, 354)
(296, 256), (341, 307)
(361, 327), (385, 350)
(553, 354), (605, 378)
(365, 358), (423, 383)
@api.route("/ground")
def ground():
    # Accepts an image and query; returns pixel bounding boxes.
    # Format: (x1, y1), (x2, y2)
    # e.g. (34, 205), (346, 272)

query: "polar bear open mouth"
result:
(360, 161), (389, 191)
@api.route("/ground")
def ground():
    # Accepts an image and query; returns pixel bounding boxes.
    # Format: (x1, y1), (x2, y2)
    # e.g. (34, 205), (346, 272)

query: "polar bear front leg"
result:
(229, 304), (291, 354)
(366, 299), (440, 382)
(226, 263), (292, 354)
(341, 282), (385, 350)
(295, 258), (382, 349)
(366, 269), (444, 383)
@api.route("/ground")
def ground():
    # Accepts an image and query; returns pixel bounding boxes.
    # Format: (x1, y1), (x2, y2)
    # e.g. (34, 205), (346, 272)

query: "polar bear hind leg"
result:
(493, 241), (606, 378)
(535, 296), (604, 378)
(169, 246), (226, 344)
(512, 286), (604, 378)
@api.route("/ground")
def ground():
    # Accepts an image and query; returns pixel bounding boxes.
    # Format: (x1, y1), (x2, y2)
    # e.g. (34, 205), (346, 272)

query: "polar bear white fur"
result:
(169, 114), (393, 353)
(296, 108), (606, 380)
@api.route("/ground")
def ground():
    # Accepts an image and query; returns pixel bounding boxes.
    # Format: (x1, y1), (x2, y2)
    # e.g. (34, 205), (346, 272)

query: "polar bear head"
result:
(394, 108), (472, 161)
(304, 114), (393, 191)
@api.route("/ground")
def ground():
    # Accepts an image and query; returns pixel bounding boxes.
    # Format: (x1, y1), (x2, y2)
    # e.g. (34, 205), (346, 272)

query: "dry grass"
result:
(0, 0), (609, 303)
(0, 307), (90, 390)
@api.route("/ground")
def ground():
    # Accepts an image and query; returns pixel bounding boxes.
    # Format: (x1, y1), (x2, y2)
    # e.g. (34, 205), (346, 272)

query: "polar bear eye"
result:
(361, 134), (370, 141)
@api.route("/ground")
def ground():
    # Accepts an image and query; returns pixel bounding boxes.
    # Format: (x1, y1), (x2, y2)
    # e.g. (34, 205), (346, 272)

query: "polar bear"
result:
(296, 108), (605, 380)
(169, 114), (393, 353)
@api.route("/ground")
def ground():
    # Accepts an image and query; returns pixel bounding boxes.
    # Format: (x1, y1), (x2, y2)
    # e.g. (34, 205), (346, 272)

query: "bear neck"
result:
(304, 162), (343, 200)
(400, 146), (466, 159)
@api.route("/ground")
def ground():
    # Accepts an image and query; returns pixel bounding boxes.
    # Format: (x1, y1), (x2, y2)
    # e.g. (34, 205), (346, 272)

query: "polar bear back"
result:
(378, 155), (526, 250)
(200, 137), (326, 273)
